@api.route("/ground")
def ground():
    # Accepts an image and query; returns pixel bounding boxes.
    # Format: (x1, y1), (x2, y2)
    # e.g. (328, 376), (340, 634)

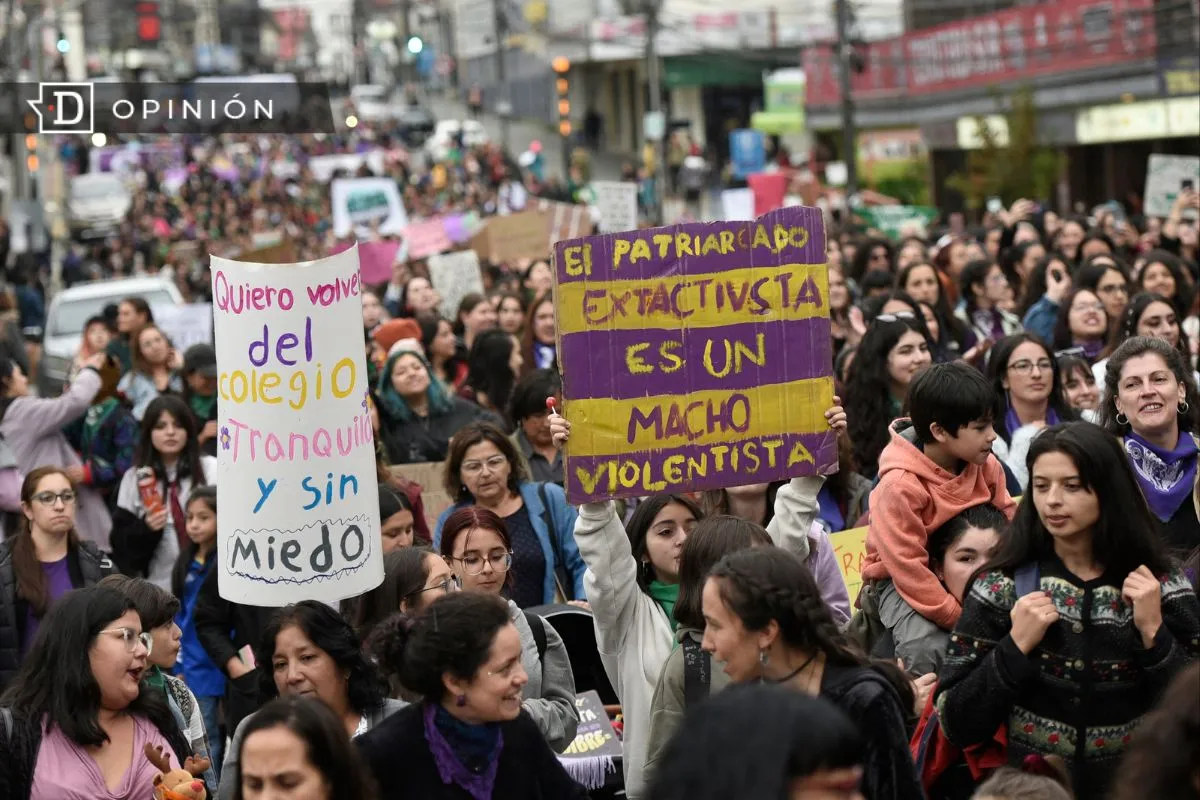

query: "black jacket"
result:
(380, 397), (502, 465)
(0, 540), (113, 691)
(0, 706), (192, 800)
(193, 562), (276, 733)
(356, 704), (588, 800)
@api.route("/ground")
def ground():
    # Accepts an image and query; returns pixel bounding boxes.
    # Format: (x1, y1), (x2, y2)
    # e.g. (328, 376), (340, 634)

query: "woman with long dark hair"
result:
(1138, 249), (1194, 321)
(987, 333), (1077, 489)
(1100, 336), (1200, 558)
(416, 314), (468, 391)
(845, 316), (932, 478)
(0, 467), (115, 690)
(453, 291), (497, 352)
(955, 258), (1022, 347)
(1051, 288), (1110, 364)
(112, 395), (215, 587)
(0, 586), (196, 800)
(522, 292), (558, 373)
(1094, 292), (1197, 389)
(116, 324), (184, 421)
(351, 547), (456, 645)
(1019, 253), (1074, 344)
(897, 261), (975, 360)
(936, 422), (1200, 798)
(701, 547), (923, 800)
(106, 296), (153, 372)
(461, 328), (524, 428)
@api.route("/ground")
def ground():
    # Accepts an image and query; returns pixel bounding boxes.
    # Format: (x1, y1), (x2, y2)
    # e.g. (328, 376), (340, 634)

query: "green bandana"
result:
(648, 580), (681, 631)
(144, 664), (168, 694)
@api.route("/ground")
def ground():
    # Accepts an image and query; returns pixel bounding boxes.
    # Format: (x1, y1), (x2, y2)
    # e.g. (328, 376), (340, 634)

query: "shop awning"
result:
(663, 56), (764, 88)
(751, 109), (805, 135)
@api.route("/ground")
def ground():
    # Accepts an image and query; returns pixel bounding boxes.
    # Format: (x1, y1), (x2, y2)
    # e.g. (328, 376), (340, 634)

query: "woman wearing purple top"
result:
(0, 466), (114, 691)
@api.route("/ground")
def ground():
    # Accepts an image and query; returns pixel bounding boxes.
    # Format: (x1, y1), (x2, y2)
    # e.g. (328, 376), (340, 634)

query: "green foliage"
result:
(866, 159), (931, 206)
(947, 86), (1065, 211)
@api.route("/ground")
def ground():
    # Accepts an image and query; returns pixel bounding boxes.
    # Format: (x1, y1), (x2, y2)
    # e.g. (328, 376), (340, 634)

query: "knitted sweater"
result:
(936, 557), (1200, 798)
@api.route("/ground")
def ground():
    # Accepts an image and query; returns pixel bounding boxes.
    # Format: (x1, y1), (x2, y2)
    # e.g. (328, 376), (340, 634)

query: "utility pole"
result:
(644, 0), (665, 224)
(835, 0), (858, 200)
(492, 0), (510, 152)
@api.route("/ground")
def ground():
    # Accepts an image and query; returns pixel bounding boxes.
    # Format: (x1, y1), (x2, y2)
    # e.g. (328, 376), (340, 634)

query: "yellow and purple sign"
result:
(554, 206), (837, 504)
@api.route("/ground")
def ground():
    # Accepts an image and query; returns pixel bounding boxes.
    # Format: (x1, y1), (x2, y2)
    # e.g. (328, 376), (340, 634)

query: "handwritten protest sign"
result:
(331, 177), (409, 238)
(357, 240), (401, 284)
(558, 691), (621, 790)
(829, 526), (867, 602)
(153, 303), (214, 351)
(210, 247), (383, 605)
(544, 200), (595, 248)
(1145, 154), (1200, 218)
(593, 181), (639, 233)
(429, 250), (485, 320)
(471, 211), (549, 263)
(554, 206), (836, 504)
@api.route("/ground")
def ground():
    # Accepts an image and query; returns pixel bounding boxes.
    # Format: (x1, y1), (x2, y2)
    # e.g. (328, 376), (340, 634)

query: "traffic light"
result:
(25, 134), (38, 173)
(552, 57), (570, 142)
(407, 36), (424, 55)
(136, 1), (161, 43)
(56, 31), (70, 53)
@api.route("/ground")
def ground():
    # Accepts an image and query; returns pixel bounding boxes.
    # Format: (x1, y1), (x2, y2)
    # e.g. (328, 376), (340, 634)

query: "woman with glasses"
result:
(0, 355), (113, 548)
(0, 466), (114, 690)
(0, 586), (198, 800)
(437, 505), (579, 751)
(350, 547), (457, 647)
(359, 592), (588, 799)
(1052, 288), (1111, 364)
(1074, 256), (1131, 324)
(435, 421), (585, 606)
(987, 334), (1079, 490)
(218, 601), (405, 800)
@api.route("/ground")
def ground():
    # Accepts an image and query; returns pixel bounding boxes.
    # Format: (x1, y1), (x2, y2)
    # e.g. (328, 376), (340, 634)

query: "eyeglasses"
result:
(1097, 284), (1128, 296)
(409, 576), (459, 597)
(454, 551), (513, 576)
(461, 456), (508, 476)
(100, 627), (153, 655)
(1008, 359), (1053, 375)
(1071, 302), (1106, 314)
(875, 312), (915, 323)
(33, 490), (76, 507)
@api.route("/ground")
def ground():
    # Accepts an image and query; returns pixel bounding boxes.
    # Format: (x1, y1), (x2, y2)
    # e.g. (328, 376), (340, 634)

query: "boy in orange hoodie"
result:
(862, 362), (1017, 675)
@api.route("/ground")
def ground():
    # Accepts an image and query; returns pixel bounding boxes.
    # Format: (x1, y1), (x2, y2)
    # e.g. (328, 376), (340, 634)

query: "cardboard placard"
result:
(153, 303), (214, 351)
(1145, 154), (1200, 218)
(404, 218), (454, 260)
(358, 240), (402, 284)
(471, 211), (549, 263)
(238, 241), (298, 264)
(331, 177), (409, 238)
(592, 181), (639, 234)
(748, 172), (788, 215)
(544, 201), (594, 248)
(429, 250), (485, 320)
(828, 526), (868, 602)
(389, 462), (453, 532)
(553, 206), (837, 504)
(558, 690), (621, 790)
(210, 246), (383, 605)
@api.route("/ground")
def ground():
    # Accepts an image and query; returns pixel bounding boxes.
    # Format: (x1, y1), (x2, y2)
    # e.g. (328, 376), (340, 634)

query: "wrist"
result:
(1139, 620), (1162, 649)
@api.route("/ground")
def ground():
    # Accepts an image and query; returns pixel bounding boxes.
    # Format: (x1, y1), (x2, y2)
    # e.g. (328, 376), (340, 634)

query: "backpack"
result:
(523, 610), (548, 662)
(681, 636), (711, 706)
(910, 562), (1039, 793)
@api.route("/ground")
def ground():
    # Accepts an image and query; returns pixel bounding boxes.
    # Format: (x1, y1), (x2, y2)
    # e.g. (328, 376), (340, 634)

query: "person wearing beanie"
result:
(376, 349), (501, 465)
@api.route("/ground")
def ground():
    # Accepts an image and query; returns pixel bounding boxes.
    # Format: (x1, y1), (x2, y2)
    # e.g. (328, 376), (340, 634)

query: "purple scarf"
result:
(1074, 338), (1106, 363)
(1124, 431), (1199, 522)
(423, 703), (504, 800)
(1006, 406), (1060, 437)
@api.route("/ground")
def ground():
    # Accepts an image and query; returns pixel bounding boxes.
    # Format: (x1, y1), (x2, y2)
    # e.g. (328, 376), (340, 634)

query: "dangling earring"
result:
(758, 649), (769, 667)
(1179, 401), (1190, 414)
(456, 694), (467, 707)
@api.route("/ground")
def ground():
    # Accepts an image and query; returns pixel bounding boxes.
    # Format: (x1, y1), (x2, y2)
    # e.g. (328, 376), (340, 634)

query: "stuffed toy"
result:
(144, 743), (210, 800)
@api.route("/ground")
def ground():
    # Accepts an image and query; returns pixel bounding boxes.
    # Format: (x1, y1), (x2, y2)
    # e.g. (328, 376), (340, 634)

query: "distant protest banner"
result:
(1145, 154), (1200, 218)
(331, 177), (408, 238)
(748, 173), (788, 215)
(430, 250), (485, 320)
(721, 188), (755, 221)
(592, 181), (639, 233)
(553, 206), (837, 504)
(471, 210), (549, 263)
(544, 201), (594, 248)
(308, 150), (387, 182)
(356, 240), (401, 284)
(210, 246), (383, 605)
(404, 218), (454, 259)
(154, 303), (213, 351)
(857, 205), (939, 239)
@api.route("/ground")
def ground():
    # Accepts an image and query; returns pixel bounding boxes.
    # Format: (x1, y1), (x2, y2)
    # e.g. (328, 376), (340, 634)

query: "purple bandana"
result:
(422, 703), (504, 800)
(1006, 406), (1060, 437)
(1124, 431), (1198, 522)
(1074, 338), (1106, 363)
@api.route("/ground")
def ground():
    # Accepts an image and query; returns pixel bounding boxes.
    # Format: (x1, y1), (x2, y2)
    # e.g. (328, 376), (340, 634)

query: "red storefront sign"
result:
(805, 0), (1156, 106)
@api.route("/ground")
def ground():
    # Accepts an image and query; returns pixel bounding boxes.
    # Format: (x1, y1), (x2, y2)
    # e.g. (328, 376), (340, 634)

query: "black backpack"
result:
(681, 636), (712, 706)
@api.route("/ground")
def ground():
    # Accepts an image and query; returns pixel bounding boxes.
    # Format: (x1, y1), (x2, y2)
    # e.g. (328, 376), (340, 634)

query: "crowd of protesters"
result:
(0, 110), (1197, 800)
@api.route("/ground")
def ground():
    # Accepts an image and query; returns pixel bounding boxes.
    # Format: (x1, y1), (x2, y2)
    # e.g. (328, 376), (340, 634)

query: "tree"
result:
(947, 85), (1065, 211)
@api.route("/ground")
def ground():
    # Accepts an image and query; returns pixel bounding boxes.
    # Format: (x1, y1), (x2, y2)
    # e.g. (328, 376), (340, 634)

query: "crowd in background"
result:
(0, 116), (1197, 800)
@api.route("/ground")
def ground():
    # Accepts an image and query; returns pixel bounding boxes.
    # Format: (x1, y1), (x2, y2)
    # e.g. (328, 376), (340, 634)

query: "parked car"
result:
(397, 105), (436, 146)
(37, 277), (183, 397)
(423, 119), (489, 161)
(67, 173), (132, 240)
(349, 84), (395, 123)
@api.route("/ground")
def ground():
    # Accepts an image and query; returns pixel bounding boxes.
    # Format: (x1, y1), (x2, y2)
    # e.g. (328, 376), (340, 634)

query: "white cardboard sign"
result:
(1145, 154), (1200, 218)
(592, 180), (639, 233)
(429, 250), (485, 321)
(331, 177), (409, 238)
(210, 246), (383, 606)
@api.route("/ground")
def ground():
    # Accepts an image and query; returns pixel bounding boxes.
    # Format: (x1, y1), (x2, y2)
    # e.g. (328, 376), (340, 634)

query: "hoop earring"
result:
(1180, 401), (1190, 414)
(1116, 412), (1129, 426)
